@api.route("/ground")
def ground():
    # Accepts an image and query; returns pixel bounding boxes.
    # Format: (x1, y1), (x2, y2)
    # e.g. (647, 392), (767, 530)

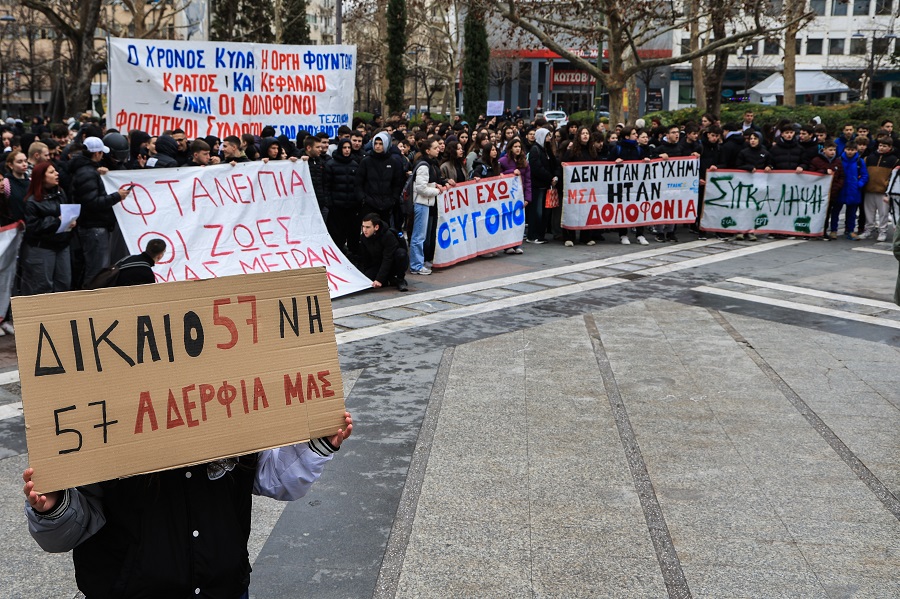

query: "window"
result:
(680, 38), (691, 55)
(796, 39), (803, 54)
(831, 0), (848, 14)
(850, 37), (867, 54)
(678, 84), (695, 104)
(764, 38), (781, 55)
(829, 38), (845, 55)
(810, 0), (826, 13)
(875, 0), (893, 14)
(807, 38), (823, 54)
(874, 37), (890, 54)
(853, 0), (871, 13)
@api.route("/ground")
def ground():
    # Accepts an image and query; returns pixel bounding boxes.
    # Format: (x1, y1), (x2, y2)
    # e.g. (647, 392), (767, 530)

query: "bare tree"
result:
(481, 0), (807, 124)
(489, 57), (515, 104)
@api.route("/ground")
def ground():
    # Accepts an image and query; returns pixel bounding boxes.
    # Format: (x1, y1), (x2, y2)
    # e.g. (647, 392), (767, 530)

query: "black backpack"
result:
(401, 161), (430, 215)
(84, 257), (152, 289)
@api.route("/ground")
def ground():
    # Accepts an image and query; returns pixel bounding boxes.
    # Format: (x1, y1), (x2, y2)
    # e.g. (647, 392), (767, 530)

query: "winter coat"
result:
(324, 148), (360, 210)
(699, 138), (724, 176)
(736, 145), (774, 172)
(720, 133), (744, 169)
(68, 153), (122, 230)
(412, 158), (442, 207)
(808, 153), (845, 196)
(652, 140), (686, 158)
(1, 173), (29, 224)
(864, 152), (899, 194)
(439, 160), (466, 185)
(769, 138), (805, 170)
(798, 139), (820, 170)
(23, 187), (73, 249)
(838, 152), (868, 206)
(300, 149), (328, 209)
(356, 150), (404, 211)
(151, 135), (180, 168)
(498, 154), (532, 204)
(611, 139), (645, 162)
(359, 225), (401, 285)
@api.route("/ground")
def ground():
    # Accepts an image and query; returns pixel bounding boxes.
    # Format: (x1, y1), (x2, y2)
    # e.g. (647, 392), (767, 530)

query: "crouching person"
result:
(23, 414), (352, 599)
(358, 213), (409, 292)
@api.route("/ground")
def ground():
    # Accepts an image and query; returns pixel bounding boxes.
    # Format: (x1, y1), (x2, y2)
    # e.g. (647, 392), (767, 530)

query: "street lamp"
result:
(0, 14), (17, 119)
(407, 48), (420, 116)
(739, 44), (756, 101)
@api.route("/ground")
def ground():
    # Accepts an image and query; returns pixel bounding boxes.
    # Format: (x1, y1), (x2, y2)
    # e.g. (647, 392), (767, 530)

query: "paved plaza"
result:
(1, 236), (899, 598)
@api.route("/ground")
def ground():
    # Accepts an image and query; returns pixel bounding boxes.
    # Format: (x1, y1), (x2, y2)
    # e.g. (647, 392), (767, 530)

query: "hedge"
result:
(642, 98), (900, 133)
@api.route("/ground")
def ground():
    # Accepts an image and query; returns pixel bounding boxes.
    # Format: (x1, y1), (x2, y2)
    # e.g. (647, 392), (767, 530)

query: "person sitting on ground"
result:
(114, 237), (167, 286)
(357, 213), (408, 291)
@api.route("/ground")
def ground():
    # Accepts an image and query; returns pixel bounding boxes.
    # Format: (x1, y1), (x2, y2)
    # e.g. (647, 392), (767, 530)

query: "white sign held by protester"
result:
(102, 160), (372, 297)
(433, 174), (526, 267)
(486, 101), (505, 116)
(700, 169), (831, 236)
(107, 37), (356, 141)
(562, 157), (700, 230)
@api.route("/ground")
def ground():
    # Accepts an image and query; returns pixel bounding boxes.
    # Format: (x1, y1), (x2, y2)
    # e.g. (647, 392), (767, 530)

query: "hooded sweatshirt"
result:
(356, 132), (404, 210)
(151, 135), (180, 168)
(528, 128), (556, 190)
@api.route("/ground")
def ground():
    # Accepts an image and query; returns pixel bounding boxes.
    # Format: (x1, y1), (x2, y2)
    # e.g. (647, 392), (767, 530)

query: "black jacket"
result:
(529, 145), (557, 190)
(736, 145), (774, 171)
(356, 151), (404, 211)
(798, 139), (820, 169)
(770, 138), (804, 170)
(152, 135), (180, 169)
(114, 252), (156, 286)
(611, 139), (646, 162)
(301, 150), (328, 209)
(72, 456), (258, 599)
(652, 140), (686, 158)
(324, 149), (360, 210)
(699, 138), (724, 176)
(359, 226), (401, 284)
(720, 134), (745, 169)
(24, 187), (73, 249)
(68, 154), (122, 230)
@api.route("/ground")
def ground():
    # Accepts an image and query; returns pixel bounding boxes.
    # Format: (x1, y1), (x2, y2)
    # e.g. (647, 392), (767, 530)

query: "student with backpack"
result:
(838, 140), (868, 240)
(409, 136), (449, 275)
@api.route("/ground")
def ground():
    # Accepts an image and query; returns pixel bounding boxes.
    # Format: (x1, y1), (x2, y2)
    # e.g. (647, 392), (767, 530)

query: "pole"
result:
(867, 33), (874, 106)
(336, 0), (342, 44)
(414, 51), (419, 115)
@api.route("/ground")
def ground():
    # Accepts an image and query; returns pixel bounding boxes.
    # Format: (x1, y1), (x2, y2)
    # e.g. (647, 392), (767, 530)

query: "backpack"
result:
(84, 256), (152, 289)
(468, 162), (490, 180)
(401, 161), (430, 215)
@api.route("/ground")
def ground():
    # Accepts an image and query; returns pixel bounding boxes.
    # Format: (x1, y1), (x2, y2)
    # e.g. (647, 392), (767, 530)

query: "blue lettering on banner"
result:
(437, 200), (525, 249)
(145, 46), (206, 69)
(173, 94), (212, 115)
(127, 44), (139, 66)
(303, 51), (354, 70)
(233, 73), (255, 92)
(319, 114), (349, 125)
(215, 48), (256, 70)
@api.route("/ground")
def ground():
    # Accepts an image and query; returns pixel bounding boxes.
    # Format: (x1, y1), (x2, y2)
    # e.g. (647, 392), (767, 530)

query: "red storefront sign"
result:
(551, 70), (597, 88)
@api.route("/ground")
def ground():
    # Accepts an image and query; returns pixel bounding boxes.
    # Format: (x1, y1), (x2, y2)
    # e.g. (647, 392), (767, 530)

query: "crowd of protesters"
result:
(0, 108), (898, 305)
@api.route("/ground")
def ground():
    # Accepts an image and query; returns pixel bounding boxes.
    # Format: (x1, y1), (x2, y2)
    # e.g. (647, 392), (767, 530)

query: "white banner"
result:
(102, 160), (371, 297)
(0, 224), (22, 319)
(107, 37), (356, 140)
(433, 174), (526, 267)
(700, 169), (831, 236)
(562, 157), (700, 229)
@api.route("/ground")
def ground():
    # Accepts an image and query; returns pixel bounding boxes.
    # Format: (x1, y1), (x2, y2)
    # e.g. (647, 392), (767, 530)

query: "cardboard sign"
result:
(14, 268), (346, 493)
(700, 169), (831, 235)
(102, 160), (372, 297)
(107, 37), (356, 140)
(562, 157), (700, 229)
(432, 174), (526, 267)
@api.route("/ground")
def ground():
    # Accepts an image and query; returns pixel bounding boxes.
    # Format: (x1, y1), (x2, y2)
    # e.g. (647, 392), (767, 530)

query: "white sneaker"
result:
(877, 232), (887, 242)
(0, 321), (13, 335)
(637, 235), (649, 245)
(585, 240), (596, 246)
(411, 267), (432, 275)
(858, 231), (871, 240)
(620, 236), (631, 245)
(564, 240), (574, 247)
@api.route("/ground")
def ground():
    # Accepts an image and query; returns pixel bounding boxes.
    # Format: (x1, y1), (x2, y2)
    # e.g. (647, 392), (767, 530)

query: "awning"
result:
(749, 71), (851, 96)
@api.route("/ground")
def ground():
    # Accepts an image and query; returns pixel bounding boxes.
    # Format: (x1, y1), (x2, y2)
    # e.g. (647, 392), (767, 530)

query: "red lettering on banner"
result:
(664, 200), (674, 219)
(290, 171), (307, 194)
(191, 178), (217, 211)
(134, 391), (158, 434)
(257, 219), (278, 248)
(203, 261), (220, 278)
(166, 389), (185, 428)
(157, 179), (185, 217)
(586, 204), (602, 226)
(206, 224), (233, 257)
(277, 217), (302, 245)
(625, 204), (639, 222)
(685, 200), (697, 219)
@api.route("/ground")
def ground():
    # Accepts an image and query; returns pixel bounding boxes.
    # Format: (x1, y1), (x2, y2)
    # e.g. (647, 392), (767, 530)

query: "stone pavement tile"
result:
(440, 293), (490, 305)
(605, 262), (646, 272)
(530, 555), (667, 599)
(797, 541), (900, 579)
(581, 267), (627, 277)
(670, 250), (710, 259)
(472, 287), (519, 299)
(369, 307), (424, 321)
(402, 299), (460, 312)
(675, 534), (813, 572)
(395, 517), (532, 599)
(503, 281), (550, 293)
(554, 272), (597, 282)
(626, 258), (670, 267)
(816, 572), (900, 599)
(530, 276), (579, 287)
(685, 564), (829, 599)
(333, 314), (386, 329)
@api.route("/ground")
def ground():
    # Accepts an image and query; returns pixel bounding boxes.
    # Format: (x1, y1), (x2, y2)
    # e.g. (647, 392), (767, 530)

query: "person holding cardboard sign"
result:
(23, 413), (352, 599)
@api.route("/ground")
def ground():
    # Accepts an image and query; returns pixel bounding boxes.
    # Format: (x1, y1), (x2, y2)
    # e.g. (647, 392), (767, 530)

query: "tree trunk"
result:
(689, 0), (706, 111)
(783, 0), (800, 107)
(70, 0), (104, 114)
(608, 84), (625, 125)
(626, 76), (639, 122)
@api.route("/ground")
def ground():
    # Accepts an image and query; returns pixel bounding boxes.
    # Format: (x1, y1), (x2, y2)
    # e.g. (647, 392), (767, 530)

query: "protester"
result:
(498, 137), (531, 254)
(1, 151), (30, 223)
(409, 136), (448, 275)
(357, 213), (408, 291)
(69, 137), (132, 286)
(356, 131), (404, 225)
(861, 136), (899, 241)
(807, 141), (845, 241)
(113, 237), (166, 286)
(21, 162), (75, 294)
(527, 128), (556, 245)
(222, 135), (250, 164)
(837, 141), (868, 240)
(324, 138), (362, 258)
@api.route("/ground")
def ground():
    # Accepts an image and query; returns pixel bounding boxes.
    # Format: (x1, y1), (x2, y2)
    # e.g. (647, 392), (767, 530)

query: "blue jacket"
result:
(839, 151), (868, 205)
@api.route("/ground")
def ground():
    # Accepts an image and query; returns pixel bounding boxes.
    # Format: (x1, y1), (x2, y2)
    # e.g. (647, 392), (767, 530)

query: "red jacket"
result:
(807, 153), (845, 197)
